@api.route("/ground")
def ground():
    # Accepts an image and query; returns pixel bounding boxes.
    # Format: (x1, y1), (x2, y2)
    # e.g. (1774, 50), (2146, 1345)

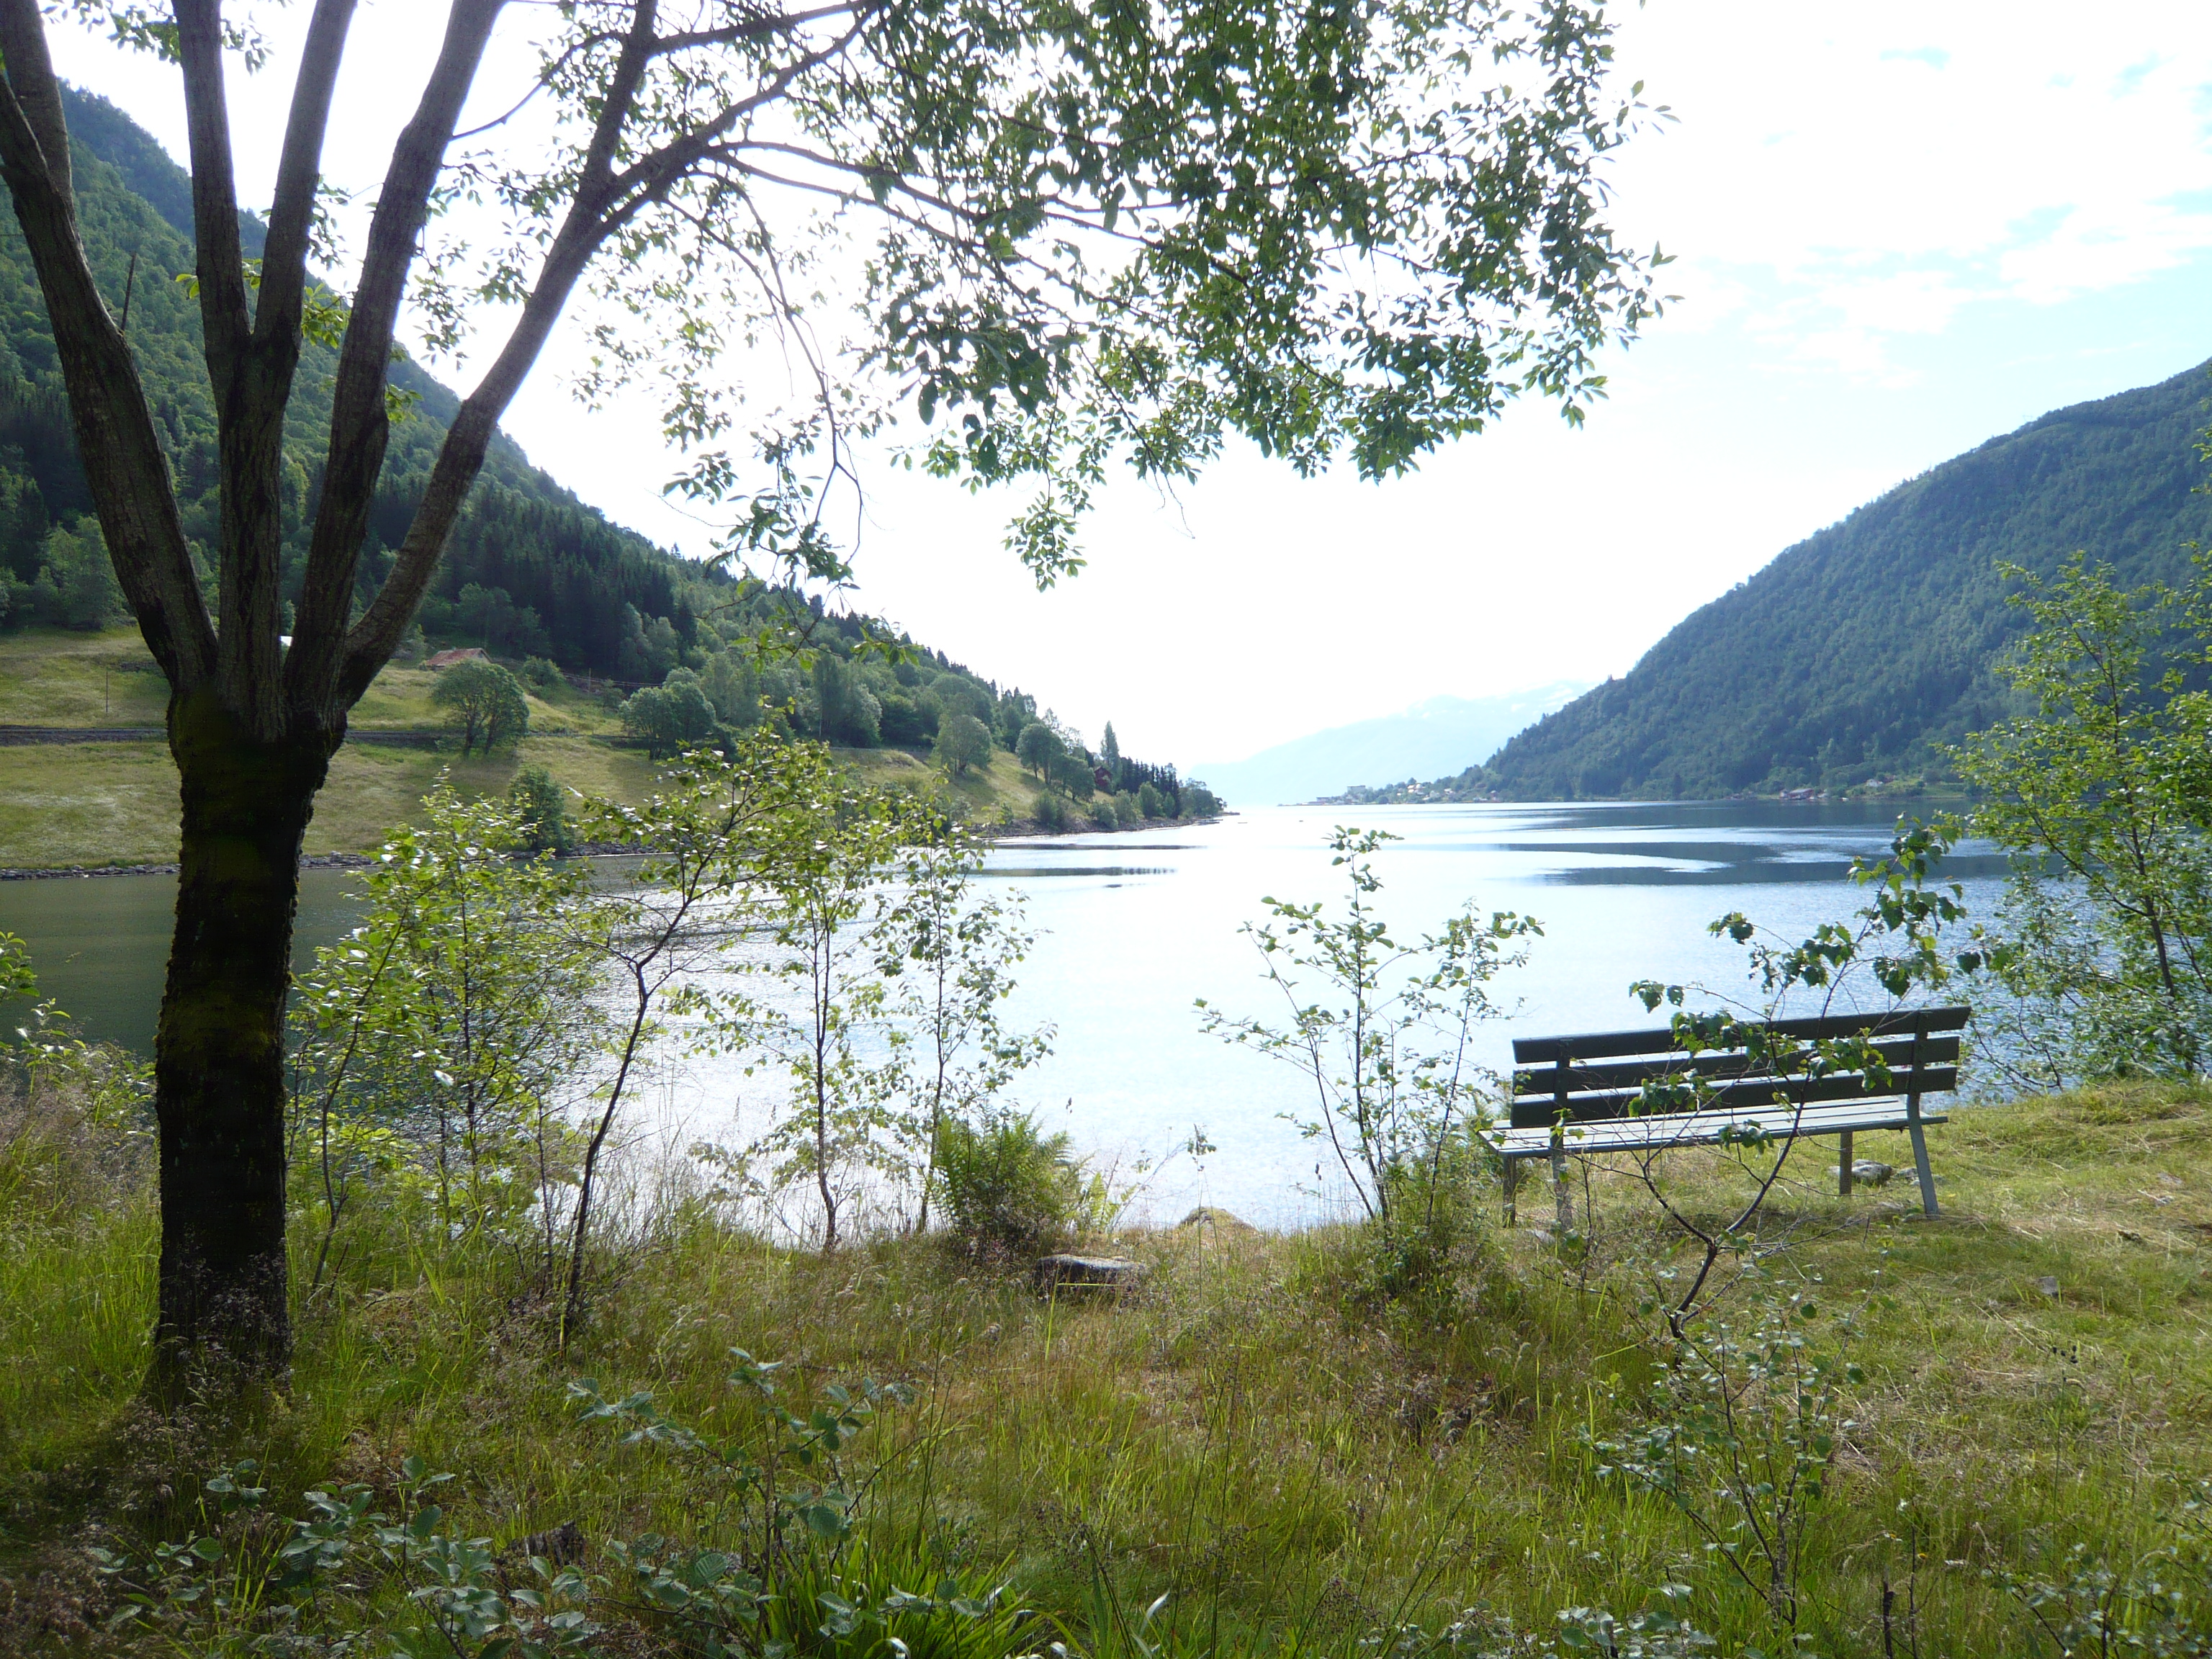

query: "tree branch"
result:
(286, 0), (507, 719)
(174, 0), (252, 395)
(338, 192), (641, 702)
(0, 0), (71, 213)
(254, 0), (358, 357)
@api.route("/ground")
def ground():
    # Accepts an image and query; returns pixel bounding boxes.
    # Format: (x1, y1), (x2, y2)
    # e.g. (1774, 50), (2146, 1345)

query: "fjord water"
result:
(0, 801), (2006, 1228)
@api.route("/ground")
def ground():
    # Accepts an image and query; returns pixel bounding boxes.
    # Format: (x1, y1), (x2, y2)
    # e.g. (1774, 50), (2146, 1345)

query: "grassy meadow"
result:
(7, 1076), (2212, 1655)
(0, 627), (1058, 867)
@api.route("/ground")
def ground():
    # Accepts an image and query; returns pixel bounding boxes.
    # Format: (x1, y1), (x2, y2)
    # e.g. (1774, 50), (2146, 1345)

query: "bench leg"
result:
(1838, 1129), (1854, 1197)
(1907, 1118), (1938, 1218)
(1503, 1157), (1520, 1226)
(1550, 1138), (1573, 1233)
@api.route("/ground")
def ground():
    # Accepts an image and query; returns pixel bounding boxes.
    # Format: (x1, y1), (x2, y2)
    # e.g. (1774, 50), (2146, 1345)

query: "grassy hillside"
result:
(0, 629), (1087, 866)
(1488, 362), (2212, 799)
(10, 1077), (2212, 1655)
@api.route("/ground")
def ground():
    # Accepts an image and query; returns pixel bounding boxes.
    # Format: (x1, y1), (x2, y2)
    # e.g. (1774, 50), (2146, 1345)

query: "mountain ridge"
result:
(1485, 361), (2212, 799)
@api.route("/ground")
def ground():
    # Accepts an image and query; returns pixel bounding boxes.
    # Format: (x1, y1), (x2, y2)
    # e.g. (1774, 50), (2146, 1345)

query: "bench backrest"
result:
(1507, 1006), (1969, 1130)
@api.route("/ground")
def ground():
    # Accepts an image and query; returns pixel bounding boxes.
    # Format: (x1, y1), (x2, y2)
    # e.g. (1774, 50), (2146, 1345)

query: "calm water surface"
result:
(0, 801), (2005, 1227)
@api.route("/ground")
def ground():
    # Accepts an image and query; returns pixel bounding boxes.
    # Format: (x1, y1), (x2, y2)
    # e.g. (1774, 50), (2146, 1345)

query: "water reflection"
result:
(0, 799), (2004, 1226)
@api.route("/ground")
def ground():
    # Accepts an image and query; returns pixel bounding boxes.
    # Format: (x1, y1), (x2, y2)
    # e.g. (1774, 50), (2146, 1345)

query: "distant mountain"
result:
(1193, 683), (1591, 804)
(1488, 361), (2212, 799)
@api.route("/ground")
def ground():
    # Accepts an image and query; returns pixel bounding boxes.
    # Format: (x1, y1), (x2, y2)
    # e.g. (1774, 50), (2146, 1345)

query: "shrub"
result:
(1200, 826), (1533, 1243)
(1091, 794), (1120, 830)
(508, 764), (574, 855)
(1031, 791), (1069, 832)
(521, 655), (565, 692)
(1137, 781), (1166, 818)
(933, 1111), (1084, 1259)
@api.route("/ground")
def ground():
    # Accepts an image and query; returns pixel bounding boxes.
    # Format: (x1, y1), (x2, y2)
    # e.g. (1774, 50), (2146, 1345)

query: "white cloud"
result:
(1606, 1), (2212, 379)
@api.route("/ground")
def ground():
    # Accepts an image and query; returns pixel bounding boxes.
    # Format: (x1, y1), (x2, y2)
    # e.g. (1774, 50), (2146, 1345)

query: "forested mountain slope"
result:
(2, 87), (715, 676)
(1485, 362), (2212, 798)
(0, 88), (1138, 789)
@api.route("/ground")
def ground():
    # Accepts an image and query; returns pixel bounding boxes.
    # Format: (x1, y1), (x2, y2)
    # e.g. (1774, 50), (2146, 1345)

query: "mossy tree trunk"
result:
(146, 698), (336, 1394)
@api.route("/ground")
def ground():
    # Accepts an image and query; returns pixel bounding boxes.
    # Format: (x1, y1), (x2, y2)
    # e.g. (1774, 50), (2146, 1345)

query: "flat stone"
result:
(1032, 1254), (1143, 1292)
(2036, 1276), (2061, 1298)
(1832, 1160), (1894, 1187)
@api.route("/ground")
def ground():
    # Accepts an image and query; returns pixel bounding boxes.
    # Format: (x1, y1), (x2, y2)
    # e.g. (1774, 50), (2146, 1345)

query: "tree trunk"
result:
(146, 692), (334, 1401)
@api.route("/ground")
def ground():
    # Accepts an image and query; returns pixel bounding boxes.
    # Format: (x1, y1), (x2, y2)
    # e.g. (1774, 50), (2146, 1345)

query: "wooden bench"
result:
(1493, 1005), (1969, 1223)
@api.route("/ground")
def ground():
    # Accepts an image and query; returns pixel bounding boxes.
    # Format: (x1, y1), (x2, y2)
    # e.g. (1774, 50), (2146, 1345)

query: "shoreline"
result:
(0, 816), (1231, 881)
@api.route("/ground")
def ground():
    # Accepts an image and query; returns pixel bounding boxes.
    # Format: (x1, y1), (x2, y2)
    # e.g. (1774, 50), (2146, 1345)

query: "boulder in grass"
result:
(1830, 1160), (1894, 1187)
(1032, 1254), (1143, 1294)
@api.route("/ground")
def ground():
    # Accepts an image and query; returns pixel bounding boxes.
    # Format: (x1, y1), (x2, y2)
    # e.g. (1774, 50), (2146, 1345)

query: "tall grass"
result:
(9, 1066), (2212, 1655)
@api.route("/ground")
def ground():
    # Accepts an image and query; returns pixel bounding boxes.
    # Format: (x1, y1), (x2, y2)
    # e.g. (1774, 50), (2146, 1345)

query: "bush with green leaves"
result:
(1591, 1290), (1861, 1637)
(1952, 554), (2212, 1086)
(872, 832), (1052, 1233)
(290, 788), (606, 1283)
(521, 655), (565, 693)
(621, 670), (721, 756)
(1032, 791), (1070, 832)
(1200, 827), (1535, 1261)
(704, 783), (922, 1253)
(508, 764), (575, 856)
(932, 1110), (1090, 1259)
(431, 659), (531, 755)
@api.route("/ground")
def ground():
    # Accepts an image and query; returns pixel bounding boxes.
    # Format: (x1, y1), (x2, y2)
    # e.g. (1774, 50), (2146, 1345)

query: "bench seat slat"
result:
(1488, 1097), (1948, 1159)
(1511, 1004), (1972, 1065)
(1508, 1066), (1959, 1129)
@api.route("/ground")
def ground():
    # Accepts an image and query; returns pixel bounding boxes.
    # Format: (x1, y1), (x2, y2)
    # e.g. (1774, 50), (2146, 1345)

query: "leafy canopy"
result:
(84, 0), (1660, 595)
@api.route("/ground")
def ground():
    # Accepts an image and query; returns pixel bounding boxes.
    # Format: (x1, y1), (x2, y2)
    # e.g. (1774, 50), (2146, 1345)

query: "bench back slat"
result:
(1504, 1005), (1971, 1131)
(1512, 1033), (1961, 1099)
(1511, 1004), (1971, 1065)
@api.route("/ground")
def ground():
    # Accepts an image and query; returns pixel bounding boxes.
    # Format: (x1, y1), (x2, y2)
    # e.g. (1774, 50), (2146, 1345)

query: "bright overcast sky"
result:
(54, 1), (2212, 770)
